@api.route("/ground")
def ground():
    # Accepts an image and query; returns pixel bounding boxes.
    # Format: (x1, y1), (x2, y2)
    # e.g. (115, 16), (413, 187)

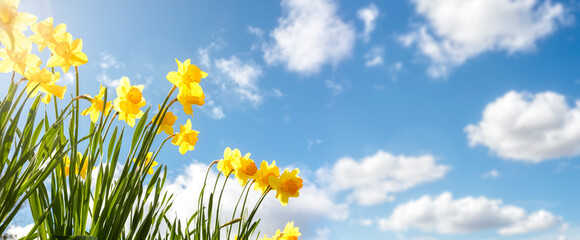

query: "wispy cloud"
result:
(358, 3), (379, 43)
(483, 169), (500, 179)
(307, 138), (323, 151)
(215, 56), (263, 106)
(364, 46), (384, 67)
(96, 52), (125, 88)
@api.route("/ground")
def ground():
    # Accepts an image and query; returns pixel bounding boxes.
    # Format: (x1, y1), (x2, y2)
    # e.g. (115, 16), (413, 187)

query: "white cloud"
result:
(272, 88), (284, 98)
(465, 91), (580, 163)
(410, 237), (437, 240)
(96, 71), (121, 88)
(198, 48), (212, 68)
(325, 79), (346, 96)
(164, 162), (348, 237)
(483, 169), (500, 179)
(194, 43), (269, 118)
(58, 72), (75, 85)
(312, 227), (331, 240)
(5, 223), (33, 238)
(391, 62), (403, 72)
(499, 210), (562, 235)
(364, 46), (384, 67)
(96, 52), (125, 88)
(316, 150), (450, 205)
(215, 56), (263, 106)
(99, 52), (123, 69)
(263, 0), (355, 74)
(359, 218), (373, 226)
(402, 0), (569, 78)
(560, 223), (570, 232)
(210, 106), (225, 120)
(358, 3), (379, 43)
(202, 100), (226, 120)
(378, 192), (561, 235)
(307, 138), (323, 151)
(389, 62), (404, 81)
(248, 26), (264, 38)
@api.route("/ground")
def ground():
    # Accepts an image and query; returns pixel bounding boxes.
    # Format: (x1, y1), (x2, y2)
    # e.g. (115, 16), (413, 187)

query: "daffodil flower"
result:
(63, 152), (91, 180)
(82, 84), (112, 123)
(268, 169), (303, 206)
(0, 46), (41, 75)
(217, 147), (241, 177)
(171, 119), (199, 155)
(113, 77), (146, 127)
(281, 221), (301, 240)
(0, 0), (37, 50)
(152, 107), (177, 135)
(166, 59), (207, 116)
(253, 160), (280, 193)
(46, 32), (87, 73)
(231, 152), (257, 186)
(29, 17), (67, 52)
(24, 67), (66, 104)
(132, 152), (158, 175)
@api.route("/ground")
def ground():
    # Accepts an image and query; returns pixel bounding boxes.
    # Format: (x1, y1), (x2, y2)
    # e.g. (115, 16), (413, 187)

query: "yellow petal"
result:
(179, 143), (187, 155)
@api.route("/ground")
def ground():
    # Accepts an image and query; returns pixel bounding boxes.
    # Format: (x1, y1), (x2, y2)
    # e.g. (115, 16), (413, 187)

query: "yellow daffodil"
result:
(0, 0), (36, 50)
(46, 33), (87, 73)
(166, 59), (208, 86)
(217, 147), (241, 177)
(113, 77), (146, 127)
(132, 152), (158, 175)
(28, 17), (67, 52)
(0, 46), (41, 75)
(152, 108), (177, 135)
(24, 67), (66, 104)
(63, 152), (90, 180)
(268, 169), (303, 206)
(177, 84), (205, 116)
(171, 119), (199, 155)
(280, 222), (301, 240)
(166, 59), (207, 116)
(253, 160), (279, 193)
(259, 235), (272, 240)
(231, 152), (257, 186)
(267, 229), (282, 240)
(81, 84), (112, 123)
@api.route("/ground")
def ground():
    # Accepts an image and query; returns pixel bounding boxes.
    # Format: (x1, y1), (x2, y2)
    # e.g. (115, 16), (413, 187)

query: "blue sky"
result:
(7, 0), (580, 239)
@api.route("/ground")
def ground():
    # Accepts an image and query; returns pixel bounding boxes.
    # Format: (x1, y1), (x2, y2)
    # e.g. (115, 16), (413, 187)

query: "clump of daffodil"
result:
(0, 46), (41, 75)
(231, 152), (257, 186)
(0, 0), (37, 50)
(63, 152), (90, 180)
(171, 119), (199, 155)
(132, 152), (158, 175)
(253, 160), (280, 193)
(46, 32), (87, 73)
(166, 59), (207, 116)
(152, 106), (177, 135)
(269, 169), (303, 206)
(28, 17), (67, 52)
(217, 147), (240, 177)
(261, 222), (301, 240)
(280, 221), (301, 240)
(113, 77), (146, 127)
(24, 67), (66, 104)
(81, 84), (112, 123)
